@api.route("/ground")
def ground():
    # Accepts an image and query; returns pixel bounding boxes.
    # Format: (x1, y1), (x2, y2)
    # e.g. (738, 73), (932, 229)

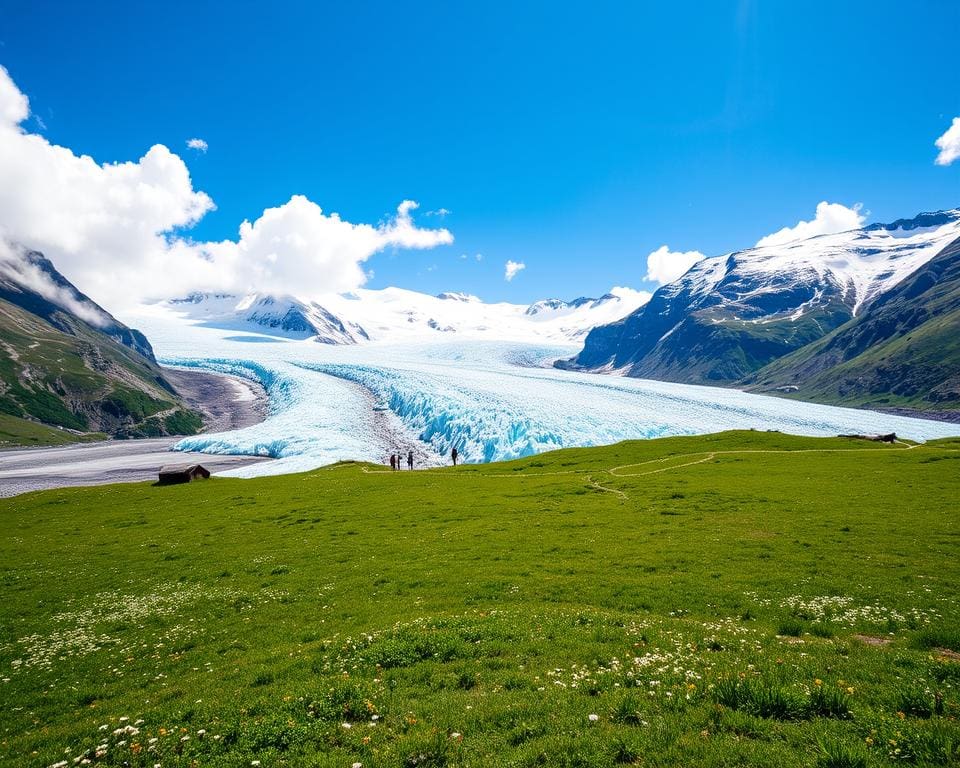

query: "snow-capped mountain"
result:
(168, 292), (370, 344)
(746, 232), (960, 410)
(561, 209), (960, 383)
(161, 285), (650, 344)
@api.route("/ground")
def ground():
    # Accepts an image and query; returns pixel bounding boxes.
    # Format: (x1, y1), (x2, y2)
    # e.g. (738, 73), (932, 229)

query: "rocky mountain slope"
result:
(746, 234), (960, 413)
(0, 246), (203, 438)
(560, 209), (960, 385)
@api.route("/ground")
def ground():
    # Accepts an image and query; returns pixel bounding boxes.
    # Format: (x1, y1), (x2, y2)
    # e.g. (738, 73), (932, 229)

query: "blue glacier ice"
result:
(127, 315), (960, 479)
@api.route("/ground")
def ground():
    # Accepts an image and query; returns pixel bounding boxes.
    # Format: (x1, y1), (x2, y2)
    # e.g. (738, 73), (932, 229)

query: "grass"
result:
(0, 413), (106, 448)
(1, 430), (959, 766)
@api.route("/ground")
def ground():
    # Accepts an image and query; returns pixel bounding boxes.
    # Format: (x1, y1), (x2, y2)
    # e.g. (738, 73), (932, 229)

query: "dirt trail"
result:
(360, 442), (957, 501)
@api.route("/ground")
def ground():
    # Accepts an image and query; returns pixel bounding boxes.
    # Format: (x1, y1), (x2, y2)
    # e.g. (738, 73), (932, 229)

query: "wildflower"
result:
(588, 713), (599, 722)
(814, 678), (822, 686)
(342, 722), (352, 729)
(353, 763), (363, 768)
(451, 732), (463, 740)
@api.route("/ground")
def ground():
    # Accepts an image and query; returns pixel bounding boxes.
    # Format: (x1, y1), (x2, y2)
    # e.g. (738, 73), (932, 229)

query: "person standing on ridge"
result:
(390, 454), (396, 471)
(451, 447), (458, 466)
(407, 450), (414, 470)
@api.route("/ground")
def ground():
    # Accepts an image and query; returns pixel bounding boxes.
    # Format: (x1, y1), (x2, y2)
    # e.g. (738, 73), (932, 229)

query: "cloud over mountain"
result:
(644, 245), (706, 285)
(755, 201), (866, 248)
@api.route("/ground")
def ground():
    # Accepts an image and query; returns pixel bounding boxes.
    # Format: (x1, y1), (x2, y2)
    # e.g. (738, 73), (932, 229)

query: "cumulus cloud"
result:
(644, 245), (706, 285)
(204, 196), (452, 298)
(504, 259), (525, 281)
(0, 66), (28, 124)
(186, 137), (208, 152)
(609, 285), (653, 305)
(935, 117), (960, 166)
(0, 66), (453, 311)
(755, 201), (866, 247)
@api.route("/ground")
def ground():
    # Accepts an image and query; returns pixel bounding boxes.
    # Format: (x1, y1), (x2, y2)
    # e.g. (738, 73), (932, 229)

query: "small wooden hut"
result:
(158, 464), (211, 485)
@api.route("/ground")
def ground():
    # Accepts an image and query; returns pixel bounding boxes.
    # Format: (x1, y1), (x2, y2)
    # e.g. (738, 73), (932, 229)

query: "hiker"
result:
(390, 454), (396, 471)
(407, 450), (414, 470)
(451, 447), (458, 466)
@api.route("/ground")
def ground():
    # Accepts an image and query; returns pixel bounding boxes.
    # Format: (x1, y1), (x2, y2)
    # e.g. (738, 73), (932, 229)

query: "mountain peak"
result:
(436, 291), (480, 302)
(562, 206), (960, 383)
(866, 208), (960, 234)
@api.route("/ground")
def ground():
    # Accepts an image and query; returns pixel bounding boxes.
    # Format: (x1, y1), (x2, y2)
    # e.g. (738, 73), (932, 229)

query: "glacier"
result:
(128, 307), (960, 479)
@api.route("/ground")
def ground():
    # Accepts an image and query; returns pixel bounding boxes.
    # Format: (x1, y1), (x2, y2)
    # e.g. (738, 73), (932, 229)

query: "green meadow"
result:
(2, 431), (959, 767)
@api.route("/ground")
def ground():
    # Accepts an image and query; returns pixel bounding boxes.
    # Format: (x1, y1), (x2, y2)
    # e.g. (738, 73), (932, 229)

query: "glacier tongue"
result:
(131, 333), (960, 479)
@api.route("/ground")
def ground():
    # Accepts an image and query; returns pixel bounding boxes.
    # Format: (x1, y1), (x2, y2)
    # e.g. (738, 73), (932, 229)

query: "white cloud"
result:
(755, 201), (866, 247)
(644, 245), (706, 285)
(0, 66), (28, 124)
(609, 285), (652, 305)
(203, 196), (453, 298)
(425, 207), (450, 217)
(504, 259), (525, 281)
(0, 67), (453, 311)
(186, 137), (208, 152)
(934, 117), (960, 166)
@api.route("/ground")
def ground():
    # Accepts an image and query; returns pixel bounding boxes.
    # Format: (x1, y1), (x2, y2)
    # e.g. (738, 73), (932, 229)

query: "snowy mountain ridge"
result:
(680, 208), (960, 316)
(161, 285), (650, 344)
(563, 208), (960, 384)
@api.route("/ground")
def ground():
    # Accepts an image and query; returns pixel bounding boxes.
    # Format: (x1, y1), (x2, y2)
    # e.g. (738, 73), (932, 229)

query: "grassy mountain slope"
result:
(3, 431), (959, 766)
(747, 236), (960, 411)
(560, 267), (855, 384)
(0, 298), (200, 438)
(0, 413), (106, 448)
(624, 298), (852, 383)
(0, 248), (203, 440)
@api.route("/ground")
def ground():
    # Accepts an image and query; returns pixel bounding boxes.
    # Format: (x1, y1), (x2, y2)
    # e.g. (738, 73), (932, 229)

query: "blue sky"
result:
(1, 1), (958, 303)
